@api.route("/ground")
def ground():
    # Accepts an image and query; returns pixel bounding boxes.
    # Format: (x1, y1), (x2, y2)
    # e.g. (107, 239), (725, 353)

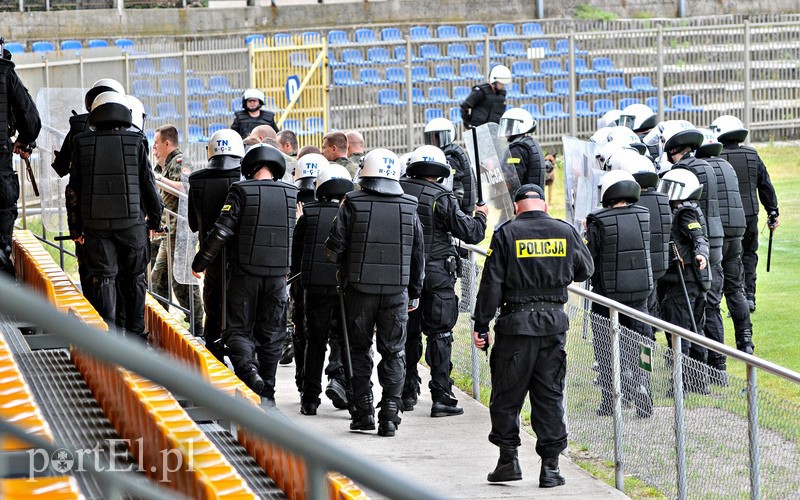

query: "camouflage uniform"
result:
(150, 148), (204, 333)
(334, 156), (359, 179)
(347, 151), (365, 168)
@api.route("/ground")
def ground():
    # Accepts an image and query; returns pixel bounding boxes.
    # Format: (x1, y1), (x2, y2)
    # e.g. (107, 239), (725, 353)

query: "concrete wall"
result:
(4, 0), (800, 41)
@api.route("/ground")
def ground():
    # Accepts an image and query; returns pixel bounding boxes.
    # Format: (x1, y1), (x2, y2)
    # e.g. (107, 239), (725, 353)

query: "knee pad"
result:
(388, 349), (405, 360)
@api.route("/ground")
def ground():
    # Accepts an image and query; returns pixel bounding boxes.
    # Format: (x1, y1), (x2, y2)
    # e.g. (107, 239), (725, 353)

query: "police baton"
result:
(220, 247), (227, 332)
(287, 272), (301, 286)
(470, 127), (485, 207)
(766, 212), (777, 272)
(335, 269), (354, 384)
(669, 241), (699, 335)
(23, 157), (39, 197)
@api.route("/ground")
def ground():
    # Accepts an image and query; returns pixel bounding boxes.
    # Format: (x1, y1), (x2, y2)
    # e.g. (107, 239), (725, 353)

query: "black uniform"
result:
(460, 82), (506, 129)
(636, 187), (672, 318)
(66, 119), (163, 338)
(506, 135), (546, 190)
(187, 160), (241, 362)
(672, 156), (724, 268)
(1, 55), (40, 272)
(230, 109), (279, 139)
(325, 188), (424, 432)
(400, 177), (487, 409)
(192, 179), (297, 400)
(586, 204), (654, 417)
(473, 210), (592, 458)
(718, 143), (779, 308)
(441, 143), (476, 215)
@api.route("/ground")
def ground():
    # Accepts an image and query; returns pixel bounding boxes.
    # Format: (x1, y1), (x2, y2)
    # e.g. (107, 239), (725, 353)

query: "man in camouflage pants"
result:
(150, 124), (203, 336)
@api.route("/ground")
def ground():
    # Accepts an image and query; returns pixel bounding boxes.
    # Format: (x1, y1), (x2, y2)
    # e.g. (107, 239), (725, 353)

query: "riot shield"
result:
(563, 135), (602, 232)
(172, 158), (202, 286)
(35, 88), (86, 233)
(463, 122), (515, 225)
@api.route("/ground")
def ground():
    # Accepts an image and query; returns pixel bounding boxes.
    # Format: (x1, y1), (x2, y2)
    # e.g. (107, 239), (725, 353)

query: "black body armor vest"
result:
(670, 201), (711, 288)
(0, 63), (10, 155)
(470, 83), (506, 126)
(509, 135), (545, 188)
(705, 156), (746, 238)
(442, 142), (476, 211)
(637, 189), (672, 281)
(233, 110), (277, 139)
(301, 201), (340, 288)
(719, 144), (760, 218)
(188, 168), (241, 246)
(675, 156), (723, 265)
(400, 178), (456, 260)
(52, 113), (89, 177)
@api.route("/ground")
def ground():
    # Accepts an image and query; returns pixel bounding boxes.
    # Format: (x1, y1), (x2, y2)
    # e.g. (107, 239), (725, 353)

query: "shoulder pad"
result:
(494, 219), (511, 232)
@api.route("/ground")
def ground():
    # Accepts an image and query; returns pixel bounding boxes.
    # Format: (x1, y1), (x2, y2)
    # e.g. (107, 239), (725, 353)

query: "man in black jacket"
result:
(231, 88), (278, 139)
(460, 64), (510, 129)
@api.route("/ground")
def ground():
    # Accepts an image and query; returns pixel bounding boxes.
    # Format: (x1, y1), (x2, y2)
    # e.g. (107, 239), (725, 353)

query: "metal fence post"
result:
(610, 309), (624, 493)
(18, 0), (23, 12)
(656, 25), (665, 124)
(747, 364), (761, 499)
(743, 20), (752, 145)
(470, 253), (481, 401)
(672, 336), (687, 500)
(181, 43), (190, 149)
(568, 31), (577, 138)
(405, 36), (413, 151)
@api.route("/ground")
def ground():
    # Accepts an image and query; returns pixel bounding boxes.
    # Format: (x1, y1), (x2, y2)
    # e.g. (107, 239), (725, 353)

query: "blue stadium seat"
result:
(411, 66), (434, 83)
(378, 88), (404, 106)
(188, 100), (207, 119)
(32, 41), (55, 53)
(493, 23), (516, 37)
(579, 78), (609, 95)
(381, 27), (402, 42)
(449, 107), (463, 125)
(646, 96), (672, 112)
(447, 43), (478, 60)
(302, 31), (322, 44)
(209, 75), (239, 95)
(88, 39), (108, 49)
(409, 26), (432, 40)
(386, 67), (405, 84)
(522, 22), (544, 36)
(540, 59), (568, 77)
(394, 46), (413, 62)
(187, 77), (211, 96)
(132, 59), (158, 76)
(466, 24), (487, 38)
(333, 69), (363, 86)
(305, 117), (324, 135)
(437, 26), (459, 39)
(231, 97), (243, 112)
(631, 75), (657, 92)
(427, 86), (451, 104)
(553, 79), (570, 96)
(6, 42), (25, 54)
(360, 68), (384, 85)
(506, 82), (523, 99)
(155, 102), (180, 120)
(671, 94), (703, 111)
(327, 52), (343, 68)
(502, 40), (526, 57)
(460, 63), (483, 80)
(525, 80), (555, 98)
(511, 61), (537, 79)
(133, 80), (158, 98)
(523, 103), (545, 120)
(555, 39), (587, 55)
(618, 97), (641, 109)
(341, 48), (367, 65)
(208, 123), (227, 137)
(529, 39), (553, 56)
(476, 42), (501, 59)
(245, 34), (265, 46)
(453, 86), (470, 102)
(160, 78), (182, 96)
(425, 108), (445, 122)
(207, 99), (229, 116)
(543, 102), (569, 118)
(114, 39), (134, 52)
(368, 47), (393, 64)
(435, 65), (460, 81)
(574, 100), (597, 117)
(61, 40), (82, 51)
(188, 124), (206, 143)
(289, 52), (312, 67)
(354, 28), (377, 44)
(567, 58), (596, 75)
(593, 57), (624, 74)
(593, 99), (615, 115)
(273, 33), (292, 46)
(419, 44), (446, 61)
(328, 30), (348, 45)
(411, 88), (426, 105)
(160, 58), (180, 75)
(606, 77), (633, 94)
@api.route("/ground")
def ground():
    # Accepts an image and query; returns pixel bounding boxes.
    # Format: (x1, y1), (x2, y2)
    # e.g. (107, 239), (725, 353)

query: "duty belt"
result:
(501, 302), (564, 314)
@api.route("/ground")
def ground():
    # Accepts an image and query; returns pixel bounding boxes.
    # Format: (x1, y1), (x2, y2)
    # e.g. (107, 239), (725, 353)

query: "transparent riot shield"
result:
(463, 122), (514, 226)
(35, 88), (86, 233)
(563, 135), (602, 232)
(172, 158), (202, 286)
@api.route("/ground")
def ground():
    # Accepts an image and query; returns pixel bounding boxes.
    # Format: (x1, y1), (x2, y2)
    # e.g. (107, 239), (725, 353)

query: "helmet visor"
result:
(656, 177), (686, 199)
(424, 130), (452, 148)
(498, 117), (525, 137)
(618, 114), (636, 129)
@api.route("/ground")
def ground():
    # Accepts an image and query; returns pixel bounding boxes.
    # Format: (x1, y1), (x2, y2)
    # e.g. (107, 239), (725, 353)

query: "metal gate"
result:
(249, 35), (328, 147)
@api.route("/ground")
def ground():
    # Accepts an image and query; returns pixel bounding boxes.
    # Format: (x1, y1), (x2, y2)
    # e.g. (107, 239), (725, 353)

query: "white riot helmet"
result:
(242, 88), (266, 109)
(597, 109), (622, 129)
(590, 126), (615, 147)
(599, 170), (641, 208)
(619, 103), (657, 135)
(489, 64), (512, 85)
(406, 145), (451, 180)
(88, 91), (132, 130)
(208, 129), (245, 159)
(695, 127), (723, 159)
(661, 120), (703, 163)
(607, 147), (660, 189)
(124, 95), (146, 133)
(398, 152), (413, 178)
(498, 107), (536, 137)
(605, 126), (647, 155)
(710, 115), (748, 144)
(316, 162), (354, 201)
(657, 167), (703, 201)
(357, 148), (403, 195)
(424, 117), (456, 148)
(294, 153), (325, 192)
(84, 78), (125, 112)
(596, 142), (639, 171)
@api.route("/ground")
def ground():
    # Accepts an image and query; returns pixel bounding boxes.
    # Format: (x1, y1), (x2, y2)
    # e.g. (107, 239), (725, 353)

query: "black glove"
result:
(477, 331), (490, 352)
(768, 210), (779, 229)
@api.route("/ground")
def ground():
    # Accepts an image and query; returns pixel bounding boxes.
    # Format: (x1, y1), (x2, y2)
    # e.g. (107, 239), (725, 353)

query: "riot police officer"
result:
(192, 144), (297, 405)
(696, 129), (754, 361)
(460, 64), (510, 129)
(325, 148), (425, 437)
(472, 184), (593, 487)
(293, 160), (354, 415)
(499, 107), (545, 190)
(400, 145), (488, 416)
(0, 44), (40, 275)
(423, 117), (476, 215)
(619, 103), (657, 140)
(66, 92), (163, 339)
(587, 170), (654, 418)
(231, 88), (278, 139)
(187, 129), (244, 362)
(712, 115), (779, 312)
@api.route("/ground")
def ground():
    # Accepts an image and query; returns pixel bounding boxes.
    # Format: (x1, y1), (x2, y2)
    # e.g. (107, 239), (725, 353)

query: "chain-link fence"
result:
(450, 254), (800, 498)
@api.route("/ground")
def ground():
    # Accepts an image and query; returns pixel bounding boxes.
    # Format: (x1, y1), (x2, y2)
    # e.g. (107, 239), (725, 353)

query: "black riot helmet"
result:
(240, 144), (286, 180)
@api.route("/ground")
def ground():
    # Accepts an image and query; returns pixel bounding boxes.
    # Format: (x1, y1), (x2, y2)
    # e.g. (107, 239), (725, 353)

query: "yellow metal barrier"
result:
(0, 476), (82, 499)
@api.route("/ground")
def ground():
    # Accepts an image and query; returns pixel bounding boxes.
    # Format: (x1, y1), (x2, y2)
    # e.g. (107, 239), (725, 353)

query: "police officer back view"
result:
(187, 129), (243, 362)
(499, 107), (545, 189)
(472, 184), (593, 487)
(231, 88), (278, 139)
(67, 92), (163, 338)
(423, 118), (476, 215)
(325, 148), (425, 437)
(192, 144), (297, 404)
(460, 64), (511, 129)
(712, 115), (779, 312)
(400, 145), (488, 416)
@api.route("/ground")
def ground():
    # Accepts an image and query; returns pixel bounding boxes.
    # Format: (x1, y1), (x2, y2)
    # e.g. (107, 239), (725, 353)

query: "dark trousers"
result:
(404, 259), (459, 402)
(0, 170), (19, 268)
(302, 289), (345, 403)
(344, 288), (408, 403)
(722, 237), (754, 350)
(659, 278), (707, 361)
(489, 332), (567, 458)
(290, 281), (306, 392)
(703, 262), (726, 368)
(742, 215), (759, 301)
(83, 225), (149, 337)
(201, 253), (227, 362)
(224, 273), (288, 399)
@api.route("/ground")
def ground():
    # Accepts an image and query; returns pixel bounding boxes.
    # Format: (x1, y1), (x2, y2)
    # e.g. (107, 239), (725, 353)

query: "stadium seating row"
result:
(131, 76), (240, 98)
(3, 38), (134, 54)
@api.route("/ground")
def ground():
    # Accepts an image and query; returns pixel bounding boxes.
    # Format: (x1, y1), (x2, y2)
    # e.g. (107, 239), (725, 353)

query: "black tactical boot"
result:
(596, 392), (613, 416)
(279, 335), (294, 365)
(325, 378), (348, 410)
(300, 397), (320, 416)
(539, 455), (566, 488)
(431, 393), (464, 417)
(686, 364), (710, 395)
(377, 399), (402, 437)
(710, 363), (728, 387)
(487, 447), (522, 482)
(349, 392), (375, 431)
(239, 365), (264, 394)
(736, 329), (755, 355)
(401, 378), (420, 412)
